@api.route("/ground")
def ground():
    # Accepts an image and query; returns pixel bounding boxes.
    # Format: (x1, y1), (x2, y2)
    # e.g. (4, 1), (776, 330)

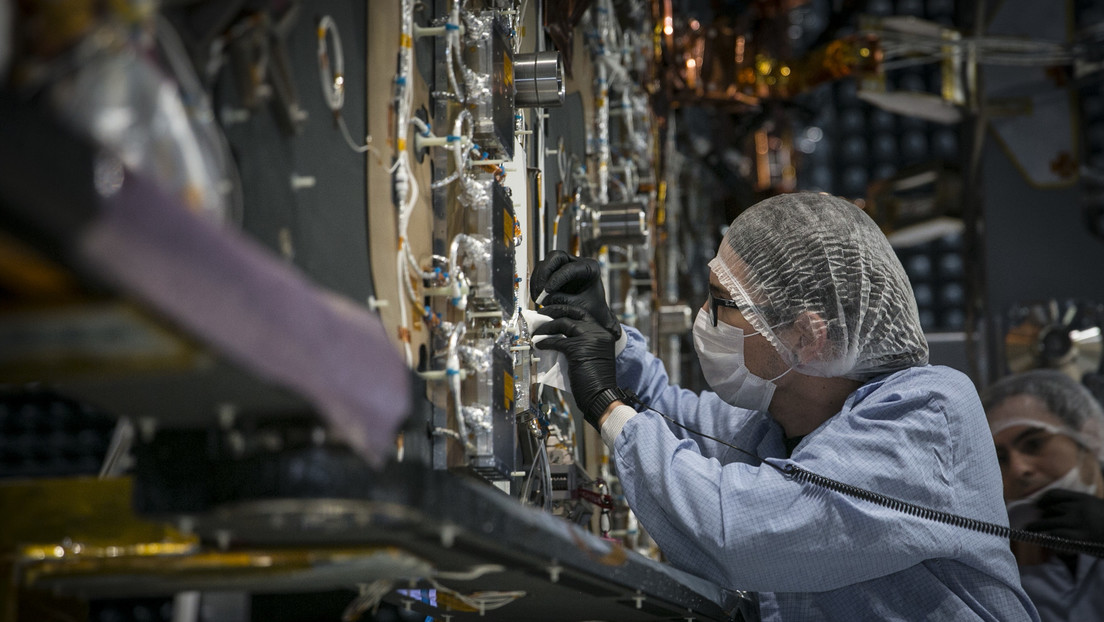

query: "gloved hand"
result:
(1027, 489), (1104, 548)
(532, 305), (617, 429)
(530, 250), (621, 340)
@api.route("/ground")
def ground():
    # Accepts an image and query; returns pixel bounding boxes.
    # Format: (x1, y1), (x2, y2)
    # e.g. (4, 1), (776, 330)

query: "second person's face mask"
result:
(692, 308), (791, 412)
(1006, 450), (1099, 530)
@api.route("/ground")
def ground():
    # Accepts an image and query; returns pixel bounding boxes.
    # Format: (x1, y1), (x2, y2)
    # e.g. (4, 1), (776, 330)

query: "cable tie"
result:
(446, 135), (461, 142)
(445, 22), (460, 31)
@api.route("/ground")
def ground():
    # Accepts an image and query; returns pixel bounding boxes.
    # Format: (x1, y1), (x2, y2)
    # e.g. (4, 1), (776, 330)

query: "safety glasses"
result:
(709, 293), (741, 327)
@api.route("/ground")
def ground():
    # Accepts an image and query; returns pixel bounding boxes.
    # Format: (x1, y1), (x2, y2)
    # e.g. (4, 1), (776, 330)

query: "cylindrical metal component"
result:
(578, 201), (648, 248)
(514, 51), (565, 108)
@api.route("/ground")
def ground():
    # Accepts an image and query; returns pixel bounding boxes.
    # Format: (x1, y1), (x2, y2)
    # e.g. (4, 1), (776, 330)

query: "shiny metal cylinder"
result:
(514, 51), (565, 108)
(579, 201), (648, 248)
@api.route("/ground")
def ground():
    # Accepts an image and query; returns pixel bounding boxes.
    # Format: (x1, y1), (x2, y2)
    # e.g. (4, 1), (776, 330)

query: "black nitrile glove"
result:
(1027, 489), (1104, 550)
(532, 305), (618, 429)
(530, 250), (621, 340)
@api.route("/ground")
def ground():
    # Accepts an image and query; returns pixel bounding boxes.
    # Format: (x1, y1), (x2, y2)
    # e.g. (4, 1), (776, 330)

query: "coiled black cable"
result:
(783, 463), (1104, 558)
(623, 392), (1104, 558)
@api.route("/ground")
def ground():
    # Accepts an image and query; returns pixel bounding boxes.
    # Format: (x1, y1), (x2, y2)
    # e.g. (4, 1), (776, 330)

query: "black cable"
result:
(625, 392), (1104, 558)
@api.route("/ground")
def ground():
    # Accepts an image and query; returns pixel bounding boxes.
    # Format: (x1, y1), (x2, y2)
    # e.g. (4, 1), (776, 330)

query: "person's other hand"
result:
(1028, 489), (1104, 550)
(532, 305), (617, 428)
(530, 251), (621, 339)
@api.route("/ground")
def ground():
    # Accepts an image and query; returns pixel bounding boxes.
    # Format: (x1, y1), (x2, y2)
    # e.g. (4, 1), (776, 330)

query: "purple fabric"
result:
(80, 173), (408, 466)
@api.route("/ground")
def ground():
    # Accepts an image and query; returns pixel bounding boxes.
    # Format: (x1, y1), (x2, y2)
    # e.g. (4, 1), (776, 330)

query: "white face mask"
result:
(1006, 461), (1099, 530)
(692, 308), (791, 412)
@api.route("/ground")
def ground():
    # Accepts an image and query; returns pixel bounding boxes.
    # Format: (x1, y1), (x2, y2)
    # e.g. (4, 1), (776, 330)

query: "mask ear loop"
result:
(756, 318), (801, 378)
(768, 366), (794, 383)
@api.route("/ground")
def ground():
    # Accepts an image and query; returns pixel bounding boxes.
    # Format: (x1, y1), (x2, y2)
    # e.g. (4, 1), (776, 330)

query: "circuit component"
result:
(463, 12), (515, 158)
(491, 181), (518, 316)
(469, 340), (518, 480)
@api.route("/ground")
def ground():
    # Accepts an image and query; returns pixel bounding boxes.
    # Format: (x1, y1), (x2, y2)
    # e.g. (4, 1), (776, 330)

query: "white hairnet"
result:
(708, 192), (928, 380)
(982, 369), (1104, 462)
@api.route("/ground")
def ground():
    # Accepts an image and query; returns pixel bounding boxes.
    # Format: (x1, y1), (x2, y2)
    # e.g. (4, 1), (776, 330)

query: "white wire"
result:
(392, 0), (423, 371)
(342, 580), (393, 622)
(447, 322), (472, 453)
(426, 578), (526, 614)
(316, 14), (380, 157)
(435, 564), (506, 581)
(99, 417), (135, 478)
(432, 426), (466, 444)
(317, 15), (345, 112)
(448, 233), (473, 289)
(396, 251), (414, 367)
(442, 0), (465, 101)
(429, 110), (474, 190)
(397, 148), (430, 292)
(337, 116), (371, 153)
(514, 0), (530, 54)
(519, 431), (543, 505)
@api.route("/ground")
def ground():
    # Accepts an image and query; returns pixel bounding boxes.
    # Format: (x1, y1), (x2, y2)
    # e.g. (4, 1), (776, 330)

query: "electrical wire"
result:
(435, 564), (506, 581)
(515, 0), (530, 54)
(395, 250), (414, 366)
(317, 14), (381, 156)
(629, 397), (1104, 558)
(99, 417), (134, 478)
(540, 435), (553, 511)
(342, 580), (394, 622)
(429, 109), (475, 190)
(446, 322), (473, 454)
(317, 15), (346, 111)
(442, 0), (466, 101)
(868, 29), (1078, 68)
(426, 578), (526, 615)
(390, 0), (422, 368)
(155, 14), (244, 223)
(519, 428), (544, 506)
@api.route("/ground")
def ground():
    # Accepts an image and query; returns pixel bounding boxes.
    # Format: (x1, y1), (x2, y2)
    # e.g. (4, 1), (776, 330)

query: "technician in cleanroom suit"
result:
(530, 192), (1039, 621)
(982, 369), (1104, 621)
